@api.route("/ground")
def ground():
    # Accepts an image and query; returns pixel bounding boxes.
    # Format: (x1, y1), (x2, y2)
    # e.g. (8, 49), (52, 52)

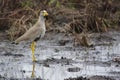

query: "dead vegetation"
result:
(0, 0), (120, 46)
(62, 0), (120, 46)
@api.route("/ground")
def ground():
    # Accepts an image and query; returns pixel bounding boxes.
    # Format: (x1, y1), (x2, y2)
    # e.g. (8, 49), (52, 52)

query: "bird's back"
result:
(15, 20), (46, 43)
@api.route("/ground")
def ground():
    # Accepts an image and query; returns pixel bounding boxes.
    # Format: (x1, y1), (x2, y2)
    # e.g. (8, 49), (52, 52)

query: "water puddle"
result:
(0, 31), (120, 80)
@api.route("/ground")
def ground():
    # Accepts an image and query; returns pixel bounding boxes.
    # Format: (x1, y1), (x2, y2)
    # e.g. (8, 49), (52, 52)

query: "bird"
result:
(14, 10), (48, 62)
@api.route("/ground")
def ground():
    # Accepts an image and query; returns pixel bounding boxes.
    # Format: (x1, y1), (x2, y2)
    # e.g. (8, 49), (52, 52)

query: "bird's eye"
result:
(43, 11), (48, 16)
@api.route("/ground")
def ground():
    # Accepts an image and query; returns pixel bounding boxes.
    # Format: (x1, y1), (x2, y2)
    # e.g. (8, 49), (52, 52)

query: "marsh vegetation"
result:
(0, 0), (120, 80)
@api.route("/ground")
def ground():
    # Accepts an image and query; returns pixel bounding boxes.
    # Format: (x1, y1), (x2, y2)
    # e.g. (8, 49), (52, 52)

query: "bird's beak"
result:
(43, 11), (48, 16)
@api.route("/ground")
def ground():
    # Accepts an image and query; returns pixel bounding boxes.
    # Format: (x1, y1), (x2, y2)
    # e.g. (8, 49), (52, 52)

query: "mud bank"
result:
(0, 31), (120, 80)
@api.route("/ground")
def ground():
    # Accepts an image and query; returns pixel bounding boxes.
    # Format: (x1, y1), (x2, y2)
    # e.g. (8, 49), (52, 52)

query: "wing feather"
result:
(15, 26), (40, 43)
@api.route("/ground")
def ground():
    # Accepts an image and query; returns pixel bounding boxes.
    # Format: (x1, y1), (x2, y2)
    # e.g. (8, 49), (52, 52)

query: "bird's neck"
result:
(38, 16), (45, 25)
(35, 16), (46, 31)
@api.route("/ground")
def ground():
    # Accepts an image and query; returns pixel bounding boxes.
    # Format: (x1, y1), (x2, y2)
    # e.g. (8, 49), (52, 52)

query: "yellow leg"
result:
(31, 62), (35, 78)
(30, 42), (36, 62)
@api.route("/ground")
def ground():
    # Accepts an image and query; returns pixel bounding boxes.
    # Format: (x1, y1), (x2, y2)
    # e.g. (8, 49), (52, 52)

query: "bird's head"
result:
(40, 10), (48, 20)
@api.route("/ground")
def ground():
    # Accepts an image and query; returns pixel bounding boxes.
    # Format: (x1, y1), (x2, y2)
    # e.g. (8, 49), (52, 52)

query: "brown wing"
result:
(15, 26), (40, 43)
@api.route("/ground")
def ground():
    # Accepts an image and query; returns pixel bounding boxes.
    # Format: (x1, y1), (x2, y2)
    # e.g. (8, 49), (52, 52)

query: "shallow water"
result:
(0, 31), (120, 80)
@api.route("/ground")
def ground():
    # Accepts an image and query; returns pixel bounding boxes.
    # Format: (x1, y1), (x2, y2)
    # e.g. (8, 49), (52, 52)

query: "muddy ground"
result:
(0, 31), (120, 80)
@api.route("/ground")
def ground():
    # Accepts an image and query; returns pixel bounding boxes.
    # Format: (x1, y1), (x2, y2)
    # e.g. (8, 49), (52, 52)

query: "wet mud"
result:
(0, 31), (120, 80)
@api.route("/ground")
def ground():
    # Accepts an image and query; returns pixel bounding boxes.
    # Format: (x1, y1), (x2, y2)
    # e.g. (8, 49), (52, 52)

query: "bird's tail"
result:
(11, 41), (19, 45)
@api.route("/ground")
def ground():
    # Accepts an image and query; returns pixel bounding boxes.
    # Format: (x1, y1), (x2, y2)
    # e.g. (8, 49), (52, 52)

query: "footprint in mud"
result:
(67, 67), (81, 72)
(65, 76), (88, 80)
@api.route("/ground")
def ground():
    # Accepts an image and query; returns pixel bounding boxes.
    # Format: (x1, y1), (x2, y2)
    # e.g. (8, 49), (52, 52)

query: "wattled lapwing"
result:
(14, 10), (48, 62)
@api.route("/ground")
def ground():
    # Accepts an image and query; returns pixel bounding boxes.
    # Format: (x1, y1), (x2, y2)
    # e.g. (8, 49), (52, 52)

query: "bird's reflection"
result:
(31, 62), (36, 78)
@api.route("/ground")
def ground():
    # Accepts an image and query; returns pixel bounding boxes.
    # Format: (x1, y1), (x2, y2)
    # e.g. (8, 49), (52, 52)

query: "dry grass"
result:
(0, 0), (120, 46)
(0, 0), (49, 40)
